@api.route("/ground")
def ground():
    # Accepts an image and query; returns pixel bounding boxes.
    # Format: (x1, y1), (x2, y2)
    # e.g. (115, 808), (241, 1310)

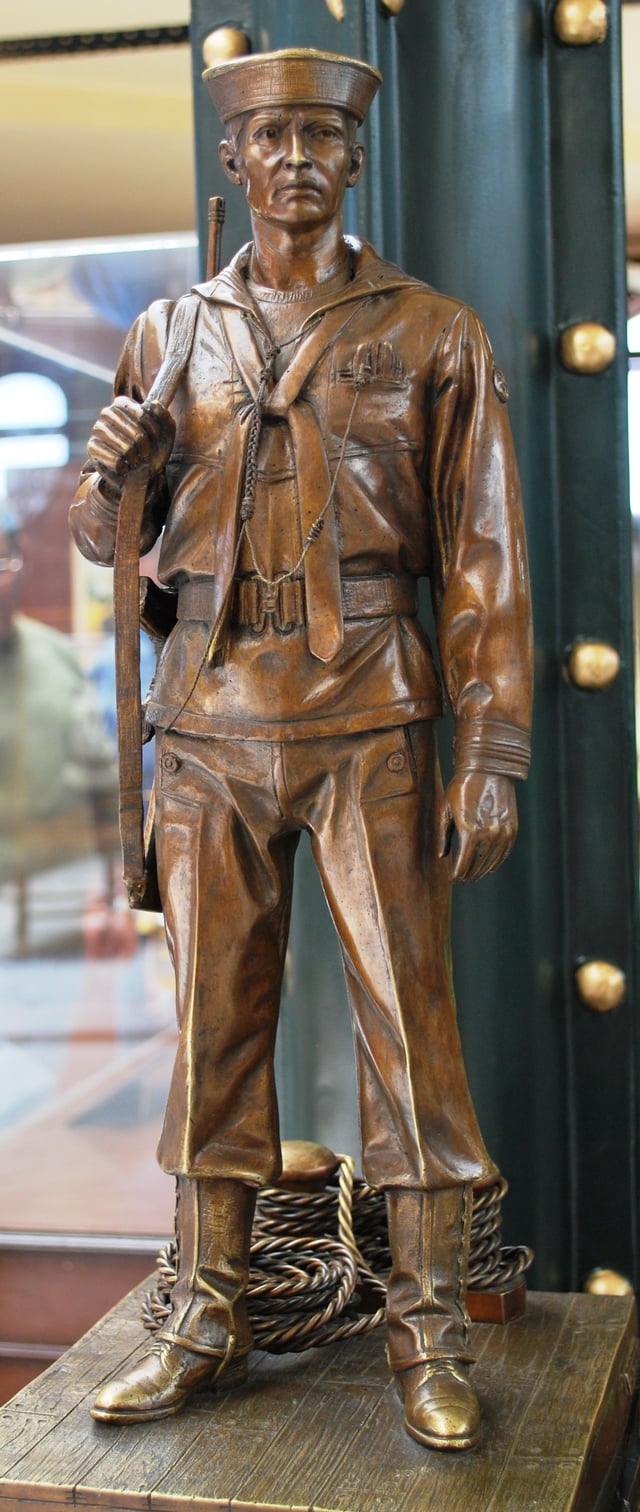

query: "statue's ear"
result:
(219, 139), (241, 185)
(348, 142), (365, 188)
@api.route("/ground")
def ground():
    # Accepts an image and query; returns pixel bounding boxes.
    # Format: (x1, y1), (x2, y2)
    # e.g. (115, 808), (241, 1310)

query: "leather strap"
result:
(114, 294), (199, 908)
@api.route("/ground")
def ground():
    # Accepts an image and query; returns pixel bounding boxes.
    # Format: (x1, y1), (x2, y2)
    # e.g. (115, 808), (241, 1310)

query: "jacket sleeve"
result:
(69, 302), (173, 566)
(427, 305), (533, 780)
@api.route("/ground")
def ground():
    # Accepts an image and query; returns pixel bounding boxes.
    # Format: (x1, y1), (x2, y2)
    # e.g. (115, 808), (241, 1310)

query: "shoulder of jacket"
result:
(135, 293), (202, 333)
(131, 297), (174, 332)
(353, 247), (480, 325)
(131, 294), (203, 362)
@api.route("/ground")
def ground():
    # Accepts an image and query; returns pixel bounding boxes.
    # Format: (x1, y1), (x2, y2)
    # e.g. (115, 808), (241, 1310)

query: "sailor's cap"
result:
(203, 47), (381, 126)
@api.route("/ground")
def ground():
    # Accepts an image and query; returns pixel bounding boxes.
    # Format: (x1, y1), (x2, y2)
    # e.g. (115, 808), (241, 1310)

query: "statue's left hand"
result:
(437, 772), (518, 883)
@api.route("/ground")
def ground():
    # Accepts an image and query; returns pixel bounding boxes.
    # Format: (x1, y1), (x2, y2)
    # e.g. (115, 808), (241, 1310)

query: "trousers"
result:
(154, 720), (494, 1192)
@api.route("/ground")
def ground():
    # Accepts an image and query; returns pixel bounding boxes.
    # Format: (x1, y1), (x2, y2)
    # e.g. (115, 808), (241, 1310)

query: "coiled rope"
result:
(142, 1156), (532, 1353)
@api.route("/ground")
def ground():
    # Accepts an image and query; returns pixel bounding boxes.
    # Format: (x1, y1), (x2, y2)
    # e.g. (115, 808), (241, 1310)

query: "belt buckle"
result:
(249, 579), (300, 635)
(259, 584), (279, 633)
(251, 582), (282, 636)
(274, 579), (300, 635)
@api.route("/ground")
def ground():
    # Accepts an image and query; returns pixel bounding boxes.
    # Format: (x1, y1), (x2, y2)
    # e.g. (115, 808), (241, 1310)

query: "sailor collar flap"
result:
(191, 239), (422, 414)
(192, 237), (421, 321)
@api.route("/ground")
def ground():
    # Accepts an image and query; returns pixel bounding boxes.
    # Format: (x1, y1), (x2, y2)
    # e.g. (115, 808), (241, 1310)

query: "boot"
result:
(91, 1177), (256, 1423)
(385, 1184), (480, 1451)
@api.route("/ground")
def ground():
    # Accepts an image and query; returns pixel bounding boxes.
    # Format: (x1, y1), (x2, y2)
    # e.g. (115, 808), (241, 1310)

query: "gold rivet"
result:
(567, 640), (620, 689)
(560, 323), (616, 373)
(325, 0), (345, 17)
(583, 1268), (634, 1297)
(202, 27), (250, 69)
(575, 960), (626, 1013)
(381, 0), (407, 12)
(553, 1), (608, 45)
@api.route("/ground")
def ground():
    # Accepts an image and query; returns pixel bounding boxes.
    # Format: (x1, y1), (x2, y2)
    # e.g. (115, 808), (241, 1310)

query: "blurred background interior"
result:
(0, 0), (639, 1403)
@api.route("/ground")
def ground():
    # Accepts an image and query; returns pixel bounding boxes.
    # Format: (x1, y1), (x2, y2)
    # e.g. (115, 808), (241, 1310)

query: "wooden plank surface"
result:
(0, 1288), (636, 1512)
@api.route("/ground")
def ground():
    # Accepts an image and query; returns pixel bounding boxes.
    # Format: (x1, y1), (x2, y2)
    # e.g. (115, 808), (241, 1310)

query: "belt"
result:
(177, 575), (418, 635)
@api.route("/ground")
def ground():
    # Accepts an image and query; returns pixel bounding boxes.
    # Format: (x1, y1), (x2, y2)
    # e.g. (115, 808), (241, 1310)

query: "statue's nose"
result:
(285, 128), (311, 167)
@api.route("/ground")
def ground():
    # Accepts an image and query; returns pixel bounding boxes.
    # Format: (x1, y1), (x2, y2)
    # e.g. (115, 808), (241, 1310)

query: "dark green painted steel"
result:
(376, 0), (571, 1290)
(546, 1), (638, 1288)
(190, 0), (639, 1291)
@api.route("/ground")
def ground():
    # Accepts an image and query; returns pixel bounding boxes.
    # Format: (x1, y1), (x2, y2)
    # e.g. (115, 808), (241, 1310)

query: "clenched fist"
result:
(87, 396), (176, 491)
(437, 771), (518, 884)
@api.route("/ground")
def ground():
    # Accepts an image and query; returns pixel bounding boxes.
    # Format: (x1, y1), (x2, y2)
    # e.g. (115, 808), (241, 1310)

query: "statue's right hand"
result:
(87, 397), (176, 490)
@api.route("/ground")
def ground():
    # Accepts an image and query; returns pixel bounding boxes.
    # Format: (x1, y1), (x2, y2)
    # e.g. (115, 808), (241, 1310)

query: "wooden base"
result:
(0, 1287), (637, 1512)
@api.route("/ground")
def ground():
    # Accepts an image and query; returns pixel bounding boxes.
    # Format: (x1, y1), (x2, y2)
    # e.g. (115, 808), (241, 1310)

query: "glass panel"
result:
(629, 316), (640, 792)
(0, 233), (197, 1240)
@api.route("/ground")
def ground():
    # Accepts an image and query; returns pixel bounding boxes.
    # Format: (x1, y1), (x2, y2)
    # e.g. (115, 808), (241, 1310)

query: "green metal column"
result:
(546, 1), (638, 1288)
(377, 1), (569, 1288)
(189, 0), (639, 1291)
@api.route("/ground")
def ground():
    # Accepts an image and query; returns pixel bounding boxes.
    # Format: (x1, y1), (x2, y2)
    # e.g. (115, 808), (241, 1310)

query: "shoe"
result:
(91, 1339), (248, 1424)
(385, 1184), (481, 1450)
(396, 1358), (480, 1451)
(91, 1175), (255, 1424)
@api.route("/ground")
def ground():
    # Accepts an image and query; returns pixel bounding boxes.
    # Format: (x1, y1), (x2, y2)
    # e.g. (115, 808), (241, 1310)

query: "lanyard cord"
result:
(242, 376), (363, 590)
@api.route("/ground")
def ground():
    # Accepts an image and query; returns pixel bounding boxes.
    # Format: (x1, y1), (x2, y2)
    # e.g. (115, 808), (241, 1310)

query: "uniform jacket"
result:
(70, 238), (533, 776)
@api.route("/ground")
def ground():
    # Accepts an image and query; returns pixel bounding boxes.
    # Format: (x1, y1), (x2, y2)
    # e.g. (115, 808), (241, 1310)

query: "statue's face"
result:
(220, 106), (364, 229)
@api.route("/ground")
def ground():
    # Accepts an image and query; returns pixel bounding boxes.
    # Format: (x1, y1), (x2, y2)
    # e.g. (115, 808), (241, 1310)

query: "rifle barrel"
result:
(207, 195), (226, 280)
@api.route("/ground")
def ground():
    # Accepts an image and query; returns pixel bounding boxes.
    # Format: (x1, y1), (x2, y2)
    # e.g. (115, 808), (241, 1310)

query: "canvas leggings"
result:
(154, 720), (493, 1193)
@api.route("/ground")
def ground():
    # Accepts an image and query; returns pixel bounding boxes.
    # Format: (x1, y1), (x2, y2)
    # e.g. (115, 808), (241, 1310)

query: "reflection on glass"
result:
(0, 234), (197, 1242)
(629, 315), (640, 518)
(629, 312), (640, 785)
(0, 517), (119, 924)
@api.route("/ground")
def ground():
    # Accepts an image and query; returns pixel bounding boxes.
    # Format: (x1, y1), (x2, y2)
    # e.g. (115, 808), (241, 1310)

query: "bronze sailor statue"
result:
(70, 47), (533, 1452)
